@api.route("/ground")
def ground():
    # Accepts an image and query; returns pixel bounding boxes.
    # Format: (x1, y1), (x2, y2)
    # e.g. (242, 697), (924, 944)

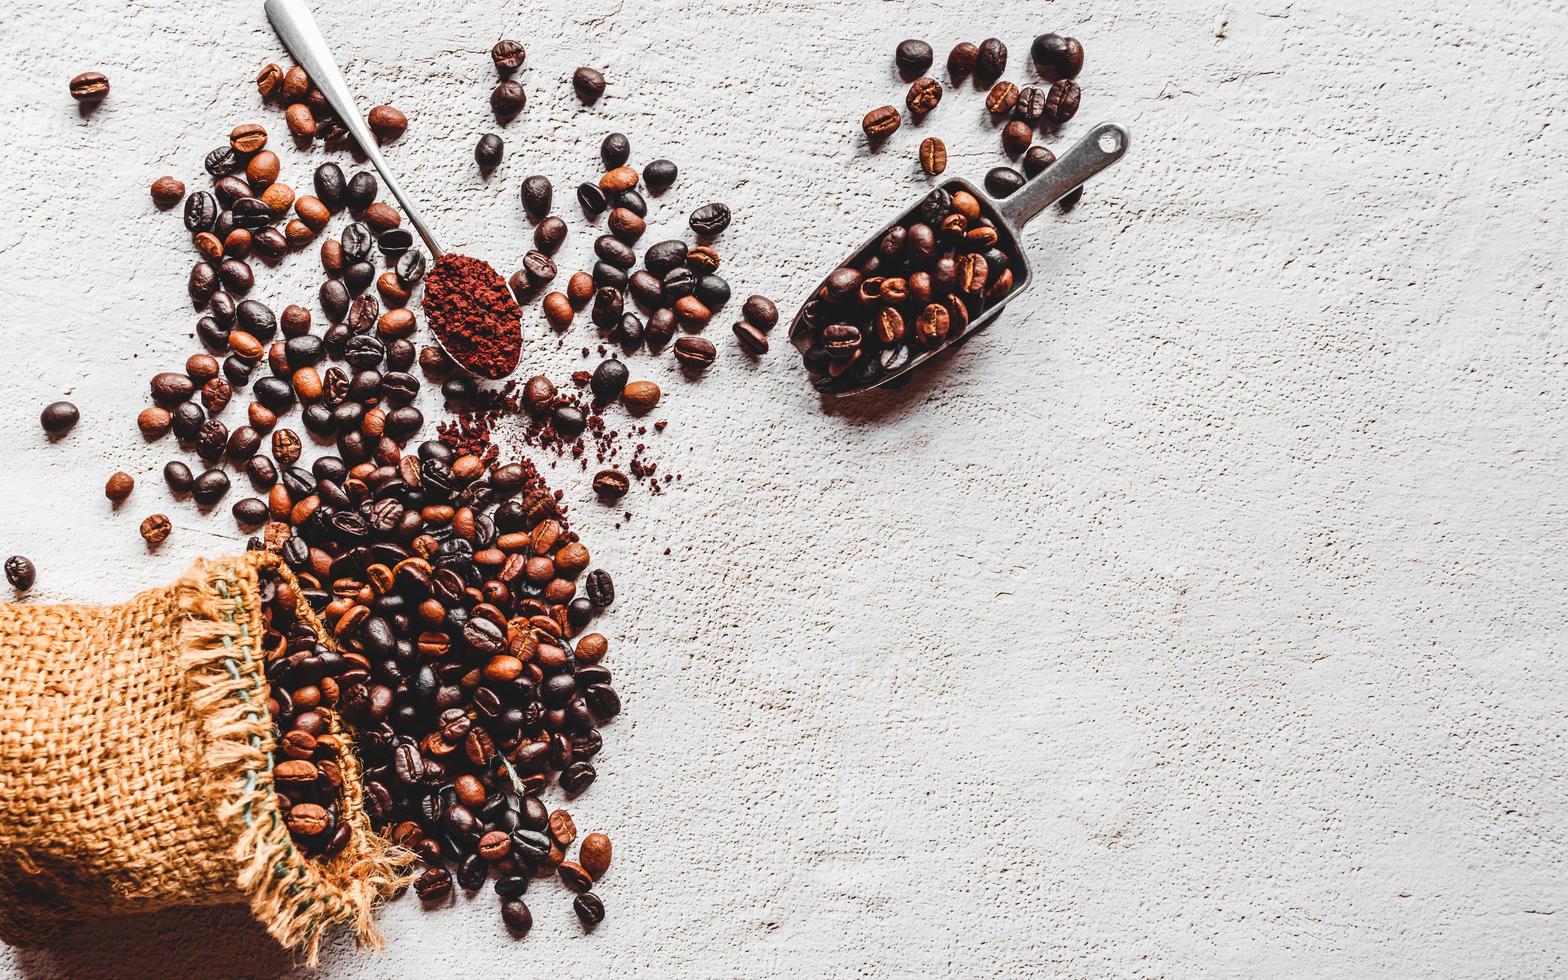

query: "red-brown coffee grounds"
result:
(423, 253), (523, 380)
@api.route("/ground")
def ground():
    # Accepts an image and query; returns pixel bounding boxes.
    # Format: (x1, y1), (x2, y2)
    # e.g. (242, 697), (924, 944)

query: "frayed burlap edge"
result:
(176, 551), (417, 966)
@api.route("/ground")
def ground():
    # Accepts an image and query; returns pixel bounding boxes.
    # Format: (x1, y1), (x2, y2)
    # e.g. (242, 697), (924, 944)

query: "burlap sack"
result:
(0, 550), (415, 963)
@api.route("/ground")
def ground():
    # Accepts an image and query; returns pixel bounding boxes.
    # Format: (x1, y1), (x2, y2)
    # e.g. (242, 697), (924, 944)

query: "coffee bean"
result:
(643, 158), (677, 192)
(1022, 145), (1056, 178)
(542, 292), (573, 330)
(672, 336), (716, 371)
(414, 866), (452, 901)
(1044, 79), (1081, 125)
(1003, 119), (1033, 155)
(40, 401), (79, 435)
(911, 136), (947, 177)
(643, 240), (687, 276)
(615, 188), (647, 216)
(345, 171), (378, 211)
(572, 67), (606, 102)
(592, 469), (629, 500)
(491, 39), (526, 73)
(184, 191), (218, 233)
(696, 275), (730, 309)
(229, 122), (267, 154)
(150, 176), (185, 208)
(105, 471), (134, 502)
(600, 132), (631, 169)
(1013, 86), (1049, 125)
(368, 104), (407, 142)
(313, 163), (346, 211)
(590, 358), (628, 401)
(162, 460), (194, 493)
(577, 182), (607, 215)
(521, 250), (556, 287)
(579, 832), (612, 879)
(573, 891), (605, 926)
(4, 556), (35, 591)
(947, 42), (979, 79)
(1032, 33), (1084, 80)
(733, 321), (769, 354)
(689, 202), (731, 237)
(139, 513), (172, 546)
(985, 165), (1026, 198)
(491, 80), (526, 119)
(617, 380), (657, 413)
(906, 77), (942, 115)
(986, 81), (1020, 115)
(741, 295), (778, 332)
(189, 262), (218, 305)
(519, 175), (554, 221)
(606, 207), (645, 243)
(862, 105), (901, 140)
(69, 71), (109, 103)
(501, 899), (532, 933)
(895, 39), (934, 79)
(475, 133), (504, 170)
(552, 404), (587, 439)
(397, 249), (427, 287)
(976, 37), (1008, 84)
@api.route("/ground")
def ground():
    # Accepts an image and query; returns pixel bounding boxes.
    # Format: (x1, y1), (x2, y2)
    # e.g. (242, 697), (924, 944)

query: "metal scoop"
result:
(790, 121), (1130, 396)
(266, 0), (520, 379)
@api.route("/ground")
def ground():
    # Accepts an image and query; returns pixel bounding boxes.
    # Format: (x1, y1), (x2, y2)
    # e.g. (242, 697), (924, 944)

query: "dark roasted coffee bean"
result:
(689, 203), (731, 236)
(600, 132), (631, 169)
(188, 261), (219, 305)
(184, 191), (218, 233)
(474, 133), (504, 170)
(414, 866), (452, 901)
(976, 37), (1008, 84)
(532, 216), (568, 255)
(985, 166), (1026, 198)
(170, 402), (205, 442)
(345, 171), (378, 212)
(1014, 86), (1050, 124)
(643, 158), (677, 192)
(218, 258), (254, 294)
(948, 41), (979, 79)
(192, 468), (231, 506)
(236, 299), (277, 341)
(1031, 33), (1084, 80)
(492, 38), (526, 73)
(733, 320), (769, 354)
(592, 262), (628, 292)
(521, 175), (552, 219)
(377, 228), (413, 259)
(232, 497), (268, 526)
(396, 249), (426, 286)
(696, 274), (730, 309)
(559, 761), (596, 796)
(313, 163), (346, 210)
(572, 66), (606, 102)
(576, 181), (607, 215)
(643, 240), (687, 277)
(590, 358), (628, 401)
(320, 279), (351, 322)
(662, 267), (697, 300)
(592, 469), (629, 500)
(5, 555), (36, 591)
(491, 80), (526, 119)
(69, 71), (109, 102)
(231, 197), (272, 230)
(552, 404), (586, 439)
(895, 38), (934, 79)
(340, 222), (373, 263)
(150, 371), (196, 406)
(585, 568), (614, 607)
(741, 295), (778, 332)
(1044, 79), (1081, 125)
(1003, 119), (1033, 155)
(613, 187), (647, 217)
(204, 146), (243, 178)
(521, 250), (557, 286)
(501, 899), (533, 933)
(1023, 145), (1056, 178)
(628, 270), (663, 309)
(573, 891), (605, 926)
(246, 455), (277, 489)
(613, 312), (644, 351)
(590, 286), (624, 330)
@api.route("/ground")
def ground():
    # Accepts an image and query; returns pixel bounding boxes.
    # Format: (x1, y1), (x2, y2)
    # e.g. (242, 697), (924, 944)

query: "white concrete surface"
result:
(2, 0), (1565, 976)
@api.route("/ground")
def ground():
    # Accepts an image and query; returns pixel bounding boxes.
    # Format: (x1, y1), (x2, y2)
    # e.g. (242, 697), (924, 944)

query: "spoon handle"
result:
(264, 0), (444, 257)
(996, 121), (1130, 230)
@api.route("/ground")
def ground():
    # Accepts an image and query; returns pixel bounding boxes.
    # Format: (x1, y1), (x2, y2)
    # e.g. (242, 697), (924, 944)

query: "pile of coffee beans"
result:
(862, 33), (1088, 198)
(794, 185), (1020, 392)
(255, 63), (405, 151)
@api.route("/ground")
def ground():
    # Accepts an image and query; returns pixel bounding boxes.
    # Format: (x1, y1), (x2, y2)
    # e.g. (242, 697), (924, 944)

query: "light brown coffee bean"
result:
(579, 832), (612, 879)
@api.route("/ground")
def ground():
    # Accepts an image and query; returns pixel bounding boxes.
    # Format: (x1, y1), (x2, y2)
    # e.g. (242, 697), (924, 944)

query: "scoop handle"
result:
(997, 122), (1130, 229)
(264, 0), (444, 257)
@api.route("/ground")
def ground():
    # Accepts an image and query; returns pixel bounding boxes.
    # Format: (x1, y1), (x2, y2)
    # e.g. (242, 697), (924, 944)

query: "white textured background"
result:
(2, 0), (1565, 977)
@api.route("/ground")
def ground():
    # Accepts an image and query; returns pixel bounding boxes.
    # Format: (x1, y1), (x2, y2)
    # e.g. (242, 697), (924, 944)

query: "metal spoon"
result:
(266, 0), (520, 378)
(790, 121), (1131, 396)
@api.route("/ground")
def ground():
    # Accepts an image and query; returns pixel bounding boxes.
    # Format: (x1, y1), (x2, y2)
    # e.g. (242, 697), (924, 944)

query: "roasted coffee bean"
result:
(40, 400), (79, 435)
(862, 105), (900, 140)
(1014, 86), (1050, 124)
(1003, 119), (1033, 155)
(104, 471), (134, 502)
(321, 280), (351, 322)
(573, 891), (605, 926)
(345, 171), (378, 211)
(559, 761), (596, 796)
(501, 899), (533, 933)
(522, 375), (557, 416)
(414, 866), (452, 901)
(1022, 144), (1056, 178)
(590, 358), (628, 401)
(139, 513), (172, 546)
(613, 187), (647, 217)
(219, 258), (254, 294)
(491, 80), (526, 119)
(474, 133), (504, 170)
(232, 497), (268, 527)
(576, 181), (607, 215)
(594, 235), (636, 269)
(1044, 79), (1081, 125)
(189, 262), (219, 305)
(491, 38), (526, 73)
(919, 136), (947, 176)
(368, 104), (407, 142)
(906, 77), (942, 115)
(591, 286), (624, 330)
(948, 41), (979, 79)
(313, 163), (346, 210)
(552, 405), (586, 439)
(896, 38), (934, 79)
(5, 556), (35, 591)
(644, 240), (687, 276)
(521, 175), (553, 219)
(686, 245), (720, 274)
(520, 250), (557, 287)
(184, 191), (219, 233)
(1031, 33), (1084, 80)
(733, 320), (769, 354)
(378, 229), (413, 259)
(338, 224), (372, 264)
(533, 216), (568, 254)
(986, 81), (1020, 115)
(579, 832), (612, 878)
(592, 469), (629, 500)
(742, 295), (778, 332)
(572, 66), (606, 102)
(585, 569), (614, 607)
(204, 146), (243, 178)
(984, 166), (1026, 198)
(69, 70), (109, 103)
(396, 250), (427, 286)
(600, 132), (631, 169)
(976, 37), (1008, 84)
(672, 336), (716, 371)
(150, 176), (185, 208)
(643, 158), (677, 192)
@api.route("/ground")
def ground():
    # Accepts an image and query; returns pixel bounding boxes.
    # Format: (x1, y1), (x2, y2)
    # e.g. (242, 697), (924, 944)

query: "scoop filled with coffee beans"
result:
(791, 121), (1129, 395)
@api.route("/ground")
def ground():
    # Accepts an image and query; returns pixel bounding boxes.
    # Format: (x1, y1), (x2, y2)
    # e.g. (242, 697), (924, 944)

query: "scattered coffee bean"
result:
(672, 336), (716, 371)
(40, 401), (79, 435)
(1002, 119), (1033, 155)
(590, 358), (629, 401)
(69, 71), (109, 103)
(577, 182), (607, 215)
(491, 39), (526, 73)
(1022, 145), (1056, 178)
(986, 81), (1020, 115)
(367, 104), (407, 141)
(976, 37), (1008, 84)
(919, 136), (947, 176)
(475, 134), (504, 170)
(491, 80), (526, 119)
(1032, 33), (1084, 80)
(896, 38), (934, 79)
(502, 899), (533, 934)
(600, 133), (631, 169)
(139, 514), (172, 546)
(592, 469), (630, 500)
(572, 67), (606, 102)
(947, 42), (979, 79)
(862, 105), (901, 140)
(906, 77), (942, 115)
(579, 832), (612, 879)
(521, 175), (553, 219)
(573, 892), (605, 927)
(2, 552), (37, 593)
(643, 159), (677, 192)
(689, 203), (731, 237)
(1044, 79), (1081, 125)
(105, 471), (134, 502)
(984, 165), (1025, 198)
(733, 321), (769, 354)
(150, 176), (185, 208)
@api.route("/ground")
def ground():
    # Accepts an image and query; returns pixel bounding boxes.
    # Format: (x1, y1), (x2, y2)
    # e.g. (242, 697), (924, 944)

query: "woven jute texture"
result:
(0, 550), (415, 964)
